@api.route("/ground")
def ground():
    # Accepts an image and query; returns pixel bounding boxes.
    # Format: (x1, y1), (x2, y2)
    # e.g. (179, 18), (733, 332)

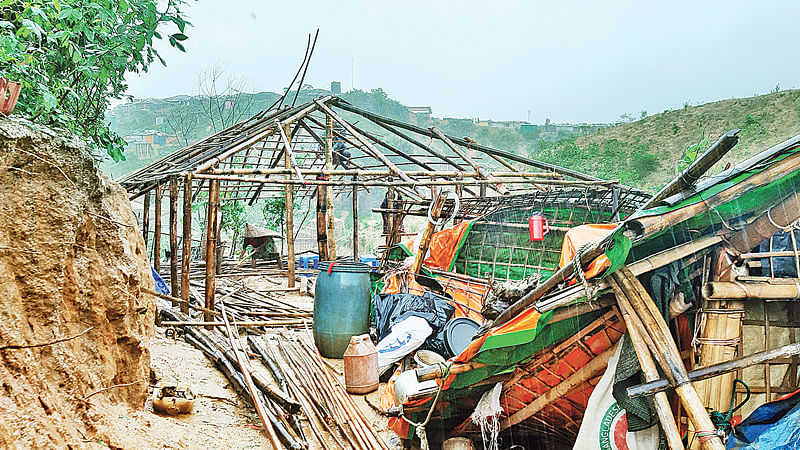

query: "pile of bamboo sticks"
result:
(264, 331), (392, 450)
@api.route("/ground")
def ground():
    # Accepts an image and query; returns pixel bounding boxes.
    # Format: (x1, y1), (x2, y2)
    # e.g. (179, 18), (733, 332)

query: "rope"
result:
(766, 205), (800, 232)
(572, 242), (597, 304)
(427, 191), (460, 226)
(708, 379), (751, 439)
(401, 363), (451, 450)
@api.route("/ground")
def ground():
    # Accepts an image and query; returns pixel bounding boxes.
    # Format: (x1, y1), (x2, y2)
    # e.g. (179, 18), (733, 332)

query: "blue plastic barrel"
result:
(313, 261), (372, 358)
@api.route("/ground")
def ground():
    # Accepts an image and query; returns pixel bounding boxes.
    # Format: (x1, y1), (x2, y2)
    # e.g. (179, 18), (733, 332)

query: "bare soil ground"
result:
(89, 274), (398, 449)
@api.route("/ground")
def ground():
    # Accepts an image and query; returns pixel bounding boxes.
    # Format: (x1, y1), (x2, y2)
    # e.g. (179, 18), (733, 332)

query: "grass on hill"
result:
(535, 89), (800, 191)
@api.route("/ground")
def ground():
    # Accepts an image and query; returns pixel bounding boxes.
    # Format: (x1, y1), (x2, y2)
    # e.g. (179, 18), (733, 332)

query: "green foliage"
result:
(740, 113), (766, 138)
(221, 197), (246, 254)
(537, 138), (659, 186)
(678, 136), (709, 172)
(261, 196), (297, 232)
(672, 123), (679, 135)
(0, 0), (190, 161)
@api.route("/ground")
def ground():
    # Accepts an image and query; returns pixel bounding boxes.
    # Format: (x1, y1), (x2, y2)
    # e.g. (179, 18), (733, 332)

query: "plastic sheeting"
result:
(727, 389), (800, 449)
(373, 291), (455, 351)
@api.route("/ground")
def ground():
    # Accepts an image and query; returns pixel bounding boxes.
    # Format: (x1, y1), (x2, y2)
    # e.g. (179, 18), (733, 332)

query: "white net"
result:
(471, 382), (504, 450)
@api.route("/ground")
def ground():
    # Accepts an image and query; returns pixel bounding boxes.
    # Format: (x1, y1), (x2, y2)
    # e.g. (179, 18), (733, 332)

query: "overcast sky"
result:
(125, 0), (800, 123)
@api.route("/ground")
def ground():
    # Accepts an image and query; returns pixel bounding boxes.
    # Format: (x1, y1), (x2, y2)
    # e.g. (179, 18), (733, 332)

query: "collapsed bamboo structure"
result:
(125, 93), (800, 448)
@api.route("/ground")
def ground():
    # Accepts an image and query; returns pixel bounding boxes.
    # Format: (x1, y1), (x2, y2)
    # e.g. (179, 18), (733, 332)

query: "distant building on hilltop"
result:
(124, 131), (177, 158)
(408, 106), (432, 118)
(331, 81), (341, 94)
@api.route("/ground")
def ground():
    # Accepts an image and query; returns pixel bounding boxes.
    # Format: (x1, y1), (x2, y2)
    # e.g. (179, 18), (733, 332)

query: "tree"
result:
(0, 0), (190, 161)
(197, 65), (253, 133)
(164, 100), (198, 147)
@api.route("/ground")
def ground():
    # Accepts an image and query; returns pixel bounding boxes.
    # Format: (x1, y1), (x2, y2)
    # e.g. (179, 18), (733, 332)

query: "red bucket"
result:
(528, 215), (550, 241)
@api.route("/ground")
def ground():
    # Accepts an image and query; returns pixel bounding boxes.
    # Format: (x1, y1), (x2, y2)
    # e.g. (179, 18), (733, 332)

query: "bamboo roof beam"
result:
(314, 99), (424, 197)
(276, 120), (305, 183)
(332, 98), (602, 182)
(431, 127), (509, 196)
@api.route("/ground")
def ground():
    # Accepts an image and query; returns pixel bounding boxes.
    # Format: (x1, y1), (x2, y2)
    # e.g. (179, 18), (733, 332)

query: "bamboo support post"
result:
(352, 182), (359, 260)
(691, 249), (744, 449)
(169, 177), (179, 297)
(502, 343), (616, 431)
(324, 114), (336, 260)
(411, 193), (447, 274)
(316, 183), (328, 260)
(204, 179), (220, 323)
(611, 283), (683, 450)
(180, 174), (192, 314)
(153, 183), (162, 272)
(612, 268), (725, 450)
(284, 124), (296, 288)
(142, 190), (150, 248)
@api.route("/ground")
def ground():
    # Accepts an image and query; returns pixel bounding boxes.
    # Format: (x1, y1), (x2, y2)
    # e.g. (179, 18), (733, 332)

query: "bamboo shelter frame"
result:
(121, 95), (643, 312)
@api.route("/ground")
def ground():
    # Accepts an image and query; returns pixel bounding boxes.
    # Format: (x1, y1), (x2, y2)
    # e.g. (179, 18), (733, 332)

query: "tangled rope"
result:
(401, 363), (451, 450)
(572, 242), (598, 304)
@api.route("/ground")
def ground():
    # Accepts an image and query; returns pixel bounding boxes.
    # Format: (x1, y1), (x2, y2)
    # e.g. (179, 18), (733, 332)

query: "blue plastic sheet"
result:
(151, 266), (170, 296)
(727, 389), (800, 449)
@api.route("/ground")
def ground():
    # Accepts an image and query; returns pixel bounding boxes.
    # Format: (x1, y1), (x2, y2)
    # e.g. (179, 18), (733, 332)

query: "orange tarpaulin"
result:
(558, 223), (617, 280)
(439, 278), (486, 321)
(401, 219), (474, 271)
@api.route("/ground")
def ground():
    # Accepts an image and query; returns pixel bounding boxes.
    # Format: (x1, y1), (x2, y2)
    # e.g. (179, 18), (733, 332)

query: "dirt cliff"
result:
(0, 118), (154, 448)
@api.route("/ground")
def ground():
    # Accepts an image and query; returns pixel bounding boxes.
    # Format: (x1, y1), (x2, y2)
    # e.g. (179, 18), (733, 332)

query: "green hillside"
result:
(535, 89), (800, 191)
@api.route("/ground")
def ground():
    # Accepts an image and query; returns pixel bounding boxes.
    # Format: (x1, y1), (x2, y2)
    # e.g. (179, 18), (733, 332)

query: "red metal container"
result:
(343, 334), (379, 394)
(528, 214), (550, 241)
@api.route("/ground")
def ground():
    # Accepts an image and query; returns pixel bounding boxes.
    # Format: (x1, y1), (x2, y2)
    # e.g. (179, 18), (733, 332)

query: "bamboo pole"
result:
(180, 174), (192, 314)
(284, 124), (296, 288)
(218, 303), (283, 449)
(192, 173), (611, 188)
(142, 190), (150, 248)
(352, 183), (359, 260)
(729, 190), (800, 254)
(613, 269), (725, 450)
(324, 114), (337, 260)
(142, 288), (219, 318)
(204, 179), (219, 323)
(207, 167), (562, 178)
(502, 343), (616, 430)
(646, 130), (739, 207)
(316, 182), (328, 260)
(314, 99), (424, 197)
(153, 183), (162, 272)
(161, 320), (308, 327)
(628, 342), (800, 397)
(169, 177), (179, 297)
(610, 283), (684, 450)
(411, 193), (447, 274)
(277, 120), (305, 183)
(628, 151), (800, 240)
(703, 281), (800, 300)
(431, 127), (509, 195)
(332, 99), (602, 182)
